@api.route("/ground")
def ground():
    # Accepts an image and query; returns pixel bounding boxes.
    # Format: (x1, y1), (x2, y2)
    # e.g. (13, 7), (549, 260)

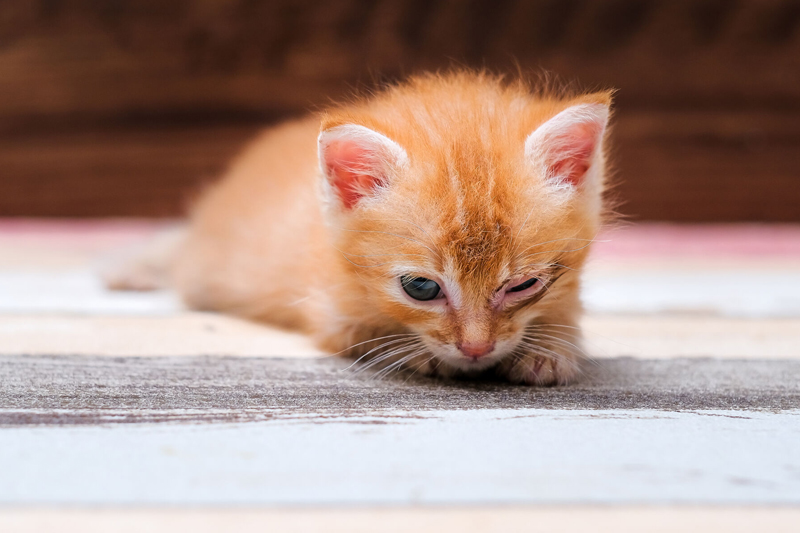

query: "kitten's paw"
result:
(99, 226), (186, 292)
(502, 354), (579, 386)
(100, 255), (169, 291)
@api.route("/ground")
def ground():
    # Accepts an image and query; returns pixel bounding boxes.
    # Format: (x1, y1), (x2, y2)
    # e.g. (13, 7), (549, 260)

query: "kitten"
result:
(105, 71), (613, 385)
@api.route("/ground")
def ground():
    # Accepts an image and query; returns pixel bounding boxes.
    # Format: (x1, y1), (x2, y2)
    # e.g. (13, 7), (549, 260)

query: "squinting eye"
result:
(508, 277), (539, 293)
(401, 275), (441, 301)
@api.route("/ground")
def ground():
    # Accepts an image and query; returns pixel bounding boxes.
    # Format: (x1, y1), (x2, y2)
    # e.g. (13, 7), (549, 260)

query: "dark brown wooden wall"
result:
(1, 0), (799, 220)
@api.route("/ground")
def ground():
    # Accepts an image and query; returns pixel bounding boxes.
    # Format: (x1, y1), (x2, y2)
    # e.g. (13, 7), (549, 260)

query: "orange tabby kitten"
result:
(106, 71), (613, 385)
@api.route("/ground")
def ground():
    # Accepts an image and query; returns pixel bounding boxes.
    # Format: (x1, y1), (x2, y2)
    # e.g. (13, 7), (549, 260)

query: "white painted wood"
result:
(2, 409), (799, 505)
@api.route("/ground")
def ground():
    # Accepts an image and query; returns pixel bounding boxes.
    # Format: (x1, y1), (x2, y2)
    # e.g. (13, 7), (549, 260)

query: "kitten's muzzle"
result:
(457, 341), (495, 360)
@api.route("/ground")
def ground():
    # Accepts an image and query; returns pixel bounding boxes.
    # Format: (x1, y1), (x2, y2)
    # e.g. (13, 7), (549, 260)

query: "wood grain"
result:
(1, 0), (799, 220)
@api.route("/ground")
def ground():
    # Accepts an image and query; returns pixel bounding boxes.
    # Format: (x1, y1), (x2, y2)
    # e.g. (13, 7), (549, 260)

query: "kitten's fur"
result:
(105, 71), (613, 385)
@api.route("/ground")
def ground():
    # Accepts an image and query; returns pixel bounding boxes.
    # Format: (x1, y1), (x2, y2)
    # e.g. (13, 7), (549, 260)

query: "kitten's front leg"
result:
(498, 325), (584, 386)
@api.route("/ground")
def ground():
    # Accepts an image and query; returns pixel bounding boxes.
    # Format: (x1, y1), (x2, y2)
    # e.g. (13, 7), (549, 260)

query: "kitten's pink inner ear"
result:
(319, 125), (408, 210)
(323, 139), (382, 209)
(525, 103), (609, 188)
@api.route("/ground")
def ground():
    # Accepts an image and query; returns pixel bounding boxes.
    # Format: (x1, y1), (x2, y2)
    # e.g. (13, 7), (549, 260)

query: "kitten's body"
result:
(107, 72), (612, 385)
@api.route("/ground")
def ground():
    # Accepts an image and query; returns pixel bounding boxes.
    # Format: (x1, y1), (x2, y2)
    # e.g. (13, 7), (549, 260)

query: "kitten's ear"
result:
(318, 124), (409, 210)
(524, 103), (609, 189)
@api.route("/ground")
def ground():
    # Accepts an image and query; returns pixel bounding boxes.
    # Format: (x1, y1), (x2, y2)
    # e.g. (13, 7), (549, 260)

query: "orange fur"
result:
(125, 71), (614, 385)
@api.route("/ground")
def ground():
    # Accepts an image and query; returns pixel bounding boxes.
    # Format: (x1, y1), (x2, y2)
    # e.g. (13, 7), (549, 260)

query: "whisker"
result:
(334, 333), (417, 359)
(515, 340), (589, 378)
(527, 323), (632, 360)
(532, 323), (639, 352)
(351, 339), (425, 375)
(515, 344), (587, 381)
(522, 331), (589, 358)
(522, 336), (598, 369)
(371, 348), (428, 380)
(351, 341), (421, 373)
(402, 354), (437, 383)
(342, 337), (418, 370)
(362, 348), (418, 379)
(515, 340), (561, 361)
(522, 330), (594, 360)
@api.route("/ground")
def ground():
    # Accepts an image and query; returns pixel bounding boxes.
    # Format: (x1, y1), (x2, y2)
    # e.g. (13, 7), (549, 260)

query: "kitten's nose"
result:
(458, 341), (495, 359)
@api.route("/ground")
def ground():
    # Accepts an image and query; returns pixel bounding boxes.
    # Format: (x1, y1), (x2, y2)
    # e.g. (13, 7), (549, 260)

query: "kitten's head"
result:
(317, 74), (612, 377)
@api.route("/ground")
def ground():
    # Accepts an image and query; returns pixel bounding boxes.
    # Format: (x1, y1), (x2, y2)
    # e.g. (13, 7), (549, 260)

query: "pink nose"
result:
(458, 341), (495, 359)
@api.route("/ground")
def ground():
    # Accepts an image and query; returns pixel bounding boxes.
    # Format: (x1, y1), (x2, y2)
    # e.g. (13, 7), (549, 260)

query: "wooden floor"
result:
(3, 508), (799, 533)
(1, 220), (800, 531)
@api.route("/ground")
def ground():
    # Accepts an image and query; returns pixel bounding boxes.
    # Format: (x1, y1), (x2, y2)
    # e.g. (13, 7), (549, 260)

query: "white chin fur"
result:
(432, 349), (506, 374)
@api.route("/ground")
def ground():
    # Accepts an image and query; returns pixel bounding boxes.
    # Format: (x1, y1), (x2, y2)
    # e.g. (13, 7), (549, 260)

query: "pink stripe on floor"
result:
(1, 219), (799, 259)
(0, 219), (175, 253)
(595, 224), (800, 259)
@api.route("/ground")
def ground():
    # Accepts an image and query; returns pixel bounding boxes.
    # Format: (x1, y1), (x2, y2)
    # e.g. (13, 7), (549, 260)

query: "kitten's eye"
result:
(508, 277), (540, 293)
(401, 276), (441, 301)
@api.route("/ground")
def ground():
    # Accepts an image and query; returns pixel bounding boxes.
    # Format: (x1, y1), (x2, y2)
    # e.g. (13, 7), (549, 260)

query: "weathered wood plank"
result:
(1, 355), (799, 420)
(2, 110), (798, 220)
(1, 0), (799, 119)
(1, 0), (799, 220)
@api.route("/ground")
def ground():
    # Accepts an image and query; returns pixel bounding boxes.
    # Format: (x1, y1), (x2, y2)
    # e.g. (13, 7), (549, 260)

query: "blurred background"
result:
(1, 0), (799, 221)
